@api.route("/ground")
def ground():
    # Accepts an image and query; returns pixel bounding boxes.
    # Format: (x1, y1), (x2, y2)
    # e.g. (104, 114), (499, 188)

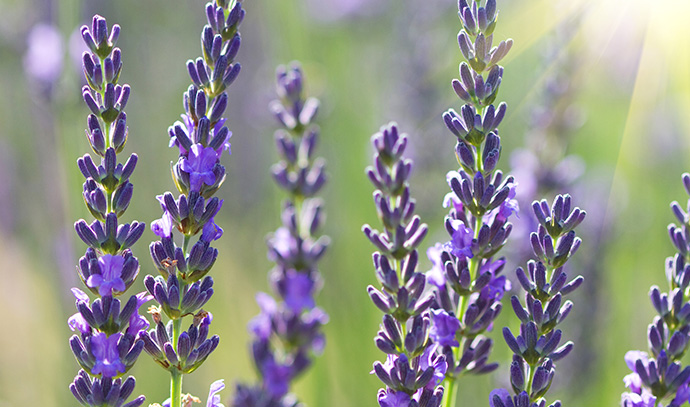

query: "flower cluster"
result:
(233, 63), (328, 407)
(139, 1), (245, 406)
(364, 123), (446, 407)
(621, 174), (690, 407)
(69, 15), (148, 407)
(426, 1), (517, 406)
(490, 195), (585, 407)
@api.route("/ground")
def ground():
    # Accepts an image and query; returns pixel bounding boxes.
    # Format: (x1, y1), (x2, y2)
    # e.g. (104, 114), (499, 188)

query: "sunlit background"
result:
(1, 0), (689, 405)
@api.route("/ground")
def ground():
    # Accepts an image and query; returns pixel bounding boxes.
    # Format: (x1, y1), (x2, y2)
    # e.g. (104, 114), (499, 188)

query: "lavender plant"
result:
(620, 174), (690, 407)
(140, 1), (245, 406)
(232, 63), (328, 407)
(489, 195), (585, 407)
(426, 1), (517, 406)
(363, 123), (446, 407)
(69, 15), (148, 407)
(509, 19), (609, 397)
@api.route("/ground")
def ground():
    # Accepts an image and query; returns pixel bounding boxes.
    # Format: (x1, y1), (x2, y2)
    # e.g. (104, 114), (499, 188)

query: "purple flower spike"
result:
(620, 177), (690, 406)
(444, 219), (474, 259)
(234, 63), (327, 407)
(71, 14), (145, 405)
(364, 123), (443, 407)
(91, 332), (126, 377)
(86, 254), (126, 296)
(181, 143), (218, 191)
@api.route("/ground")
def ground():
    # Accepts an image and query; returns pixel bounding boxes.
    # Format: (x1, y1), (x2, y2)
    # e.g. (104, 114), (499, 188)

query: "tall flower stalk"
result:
(364, 123), (446, 407)
(69, 15), (148, 407)
(232, 63), (329, 407)
(427, 1), (517, 406)
(140, 1), (245, 406)
(490, 195), (585, 407)
(621, 174), (690, 407)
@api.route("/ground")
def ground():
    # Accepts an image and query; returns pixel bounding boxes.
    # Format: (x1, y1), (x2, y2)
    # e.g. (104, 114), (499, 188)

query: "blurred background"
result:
(1, 0), (689, 405)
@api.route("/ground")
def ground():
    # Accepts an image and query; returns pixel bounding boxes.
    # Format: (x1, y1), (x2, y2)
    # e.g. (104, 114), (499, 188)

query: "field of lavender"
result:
(1, 0), (689, 406)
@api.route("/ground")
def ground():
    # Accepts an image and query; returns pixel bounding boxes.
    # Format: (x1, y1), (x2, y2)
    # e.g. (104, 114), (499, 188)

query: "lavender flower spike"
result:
(491, 194), (585, 407)
(364, 123), (445, 407)
(233, 63), (329, 407)
(69, 15), (148, 407)
(429, 1), (516, 406)
(621, 174), (690, 407)
(141, 1), (246, 407)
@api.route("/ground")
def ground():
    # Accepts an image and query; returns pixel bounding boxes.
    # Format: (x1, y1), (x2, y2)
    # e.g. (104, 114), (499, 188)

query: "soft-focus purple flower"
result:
(443, 219), (473, 259)
(671, 383), (690, 407)
(201, 311), (213, 330)
(24, 23), (64, 84)
(248, 293), (277, 340)
(69, 288), (92, 333)
(445, 170), (460, 189)
(485, 274), (510, 300)
(283, 270), (315, 312)
(624, 373), (642, 394)
(127, 292), (153, 336)
(206, 379), (225, 407)
(497, 183), (519, 220)
(262, 358), (292, 398)
(377, 388), (412, 407)
(269, 227), (294, 260)
(621, 391), (656, 407)
(68, 312), (91, 334)
(489, 388), (512, 407)
(72, 287), (90, 302)
(442, 186), (463, 212)
(200, 198), (224, 242)
(429, 309), (460, 347)
(419, 344), (447, 389)
(625, 350), (649, 372)
(91, 332), (125, 377)
(212, 119), (232, 157)
(426, 243), (446, 287)
(86, 254), (126, 296)
(169, 116), (193, 155)
(151, 209), (175, 239)
(201, 217), (224, 242)
(180, 144), (218, 191)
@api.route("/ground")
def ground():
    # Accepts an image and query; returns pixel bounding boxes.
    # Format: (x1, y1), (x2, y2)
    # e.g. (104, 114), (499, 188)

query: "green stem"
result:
(170, 236), (191, 407)
(441, 375), (457, 407)
(170, 366), (183, 407)
(182, 234), (191, 256)
(525, 362), (536, 401)
(170, 317), (183, 407)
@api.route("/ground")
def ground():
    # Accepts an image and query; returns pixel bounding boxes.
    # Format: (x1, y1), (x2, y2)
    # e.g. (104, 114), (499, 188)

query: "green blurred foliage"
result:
(1, 0), (690, 406)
